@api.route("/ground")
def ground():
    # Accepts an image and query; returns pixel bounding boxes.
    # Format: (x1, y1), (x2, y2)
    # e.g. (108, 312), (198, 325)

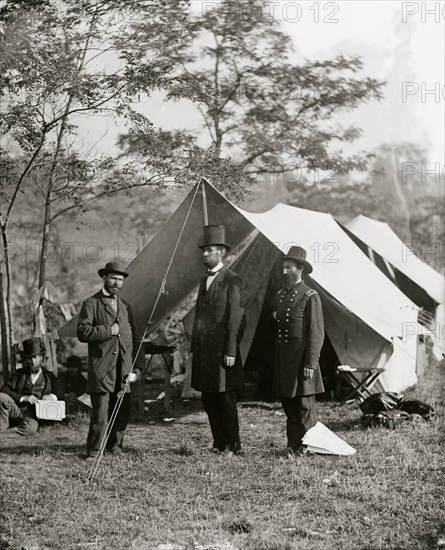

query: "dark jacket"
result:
(0, 368), (57, 405)
(274, 281), (325, 397)
(191, 266), (245, 392)
(77, 291), (144, 394)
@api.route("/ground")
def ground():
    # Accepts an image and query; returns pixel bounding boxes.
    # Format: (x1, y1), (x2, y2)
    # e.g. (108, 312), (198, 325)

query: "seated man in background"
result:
(0, 338), (58, 435)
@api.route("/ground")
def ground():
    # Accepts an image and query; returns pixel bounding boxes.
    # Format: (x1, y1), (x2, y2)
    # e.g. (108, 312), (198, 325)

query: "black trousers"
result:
(281, 395), (316, 450)
(87, 392), (132, 456)
(201, 390), (241, 452)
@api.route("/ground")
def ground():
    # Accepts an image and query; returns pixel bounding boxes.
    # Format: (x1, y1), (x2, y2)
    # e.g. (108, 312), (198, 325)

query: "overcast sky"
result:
(79, 1), (444, 170)
(278, 0), (444, 166)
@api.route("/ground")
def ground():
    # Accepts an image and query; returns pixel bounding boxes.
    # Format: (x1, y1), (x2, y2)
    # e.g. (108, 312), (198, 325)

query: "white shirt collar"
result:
(206, 262), (224, 290)
(102, 288), (114, 297)
(30, 368), (43, 384)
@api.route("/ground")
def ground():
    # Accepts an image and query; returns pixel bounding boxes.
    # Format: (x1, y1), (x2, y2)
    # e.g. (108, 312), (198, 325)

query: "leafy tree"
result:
(1, 1), (141, 287)
(0, 0), (387, 373)
(0, 0), (164, 367)
(285, 178), (389, 223)
(119, 0), (384, 194)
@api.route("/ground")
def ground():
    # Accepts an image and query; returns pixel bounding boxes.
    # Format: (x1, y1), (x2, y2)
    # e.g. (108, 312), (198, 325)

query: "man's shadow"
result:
(0, 442), (83, 457)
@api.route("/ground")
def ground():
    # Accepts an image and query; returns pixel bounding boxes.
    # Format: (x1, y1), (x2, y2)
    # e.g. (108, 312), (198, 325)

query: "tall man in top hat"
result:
(191, 225), (245, 454)
(273, 246), (325, 454)
(77, 261), (144, 459)
(0, 338), (58, 435)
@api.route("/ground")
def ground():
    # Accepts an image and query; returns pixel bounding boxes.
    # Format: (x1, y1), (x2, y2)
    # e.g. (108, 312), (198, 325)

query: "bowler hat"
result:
(198, 225), (230, 250)
(283, 246), (313, 274)
(22, 338), (45, 358)
(98, 261), (129, 278)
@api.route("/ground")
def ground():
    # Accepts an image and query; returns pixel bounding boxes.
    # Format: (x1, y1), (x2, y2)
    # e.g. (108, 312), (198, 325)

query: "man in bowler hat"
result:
(77, 261), (144, 459)
(0, 338), (58, 435)
(273, 246), (325, 454)
(191, 225), (245, 454)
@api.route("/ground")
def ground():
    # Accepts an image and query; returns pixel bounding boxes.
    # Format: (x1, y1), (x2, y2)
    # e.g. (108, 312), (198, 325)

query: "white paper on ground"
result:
(77, 393), (92, 408)
(306, 445), (337, 455)
(302, 421), (356, 455)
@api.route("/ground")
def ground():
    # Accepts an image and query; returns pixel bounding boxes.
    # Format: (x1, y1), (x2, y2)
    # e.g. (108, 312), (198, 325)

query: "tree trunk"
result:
(0, 271), (9, 382)
(38, 96), (73, 289)
(38, 198), (52, 289)
(1, 227), (14, 353)
(390, 152), (411, 241)
(37, 8), (98, 288)
(214, 133), (222, 158)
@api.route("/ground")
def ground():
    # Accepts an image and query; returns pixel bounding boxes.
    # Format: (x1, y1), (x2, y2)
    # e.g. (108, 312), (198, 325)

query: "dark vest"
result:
(22, 371), (46, 399)
(28, 372), (46, 399)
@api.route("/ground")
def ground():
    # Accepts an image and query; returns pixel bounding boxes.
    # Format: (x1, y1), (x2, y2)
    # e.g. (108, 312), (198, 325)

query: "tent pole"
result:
(201, 179), (209, 226)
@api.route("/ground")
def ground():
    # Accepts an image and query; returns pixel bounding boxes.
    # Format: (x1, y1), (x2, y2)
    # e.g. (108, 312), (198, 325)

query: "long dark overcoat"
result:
(191, 267), (245, 393)
(77, 291), (144, 394)
(274, 281), (325, 398)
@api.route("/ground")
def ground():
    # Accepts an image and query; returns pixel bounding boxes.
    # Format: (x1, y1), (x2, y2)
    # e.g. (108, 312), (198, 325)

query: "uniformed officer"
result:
(273, 246), (325, 454)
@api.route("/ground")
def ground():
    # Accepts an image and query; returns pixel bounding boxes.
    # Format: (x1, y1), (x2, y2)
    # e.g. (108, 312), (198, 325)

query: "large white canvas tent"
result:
(345, 215), (445, 359)
(59, 180), (420, 394)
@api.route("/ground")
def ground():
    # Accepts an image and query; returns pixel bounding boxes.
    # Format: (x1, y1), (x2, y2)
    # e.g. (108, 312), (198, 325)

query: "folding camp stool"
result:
(337, 366), (384, 406)
(136, 342), (175, 412)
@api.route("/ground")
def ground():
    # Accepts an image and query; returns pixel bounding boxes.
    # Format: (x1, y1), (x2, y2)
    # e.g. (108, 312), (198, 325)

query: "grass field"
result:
(1, 358), (444, 550)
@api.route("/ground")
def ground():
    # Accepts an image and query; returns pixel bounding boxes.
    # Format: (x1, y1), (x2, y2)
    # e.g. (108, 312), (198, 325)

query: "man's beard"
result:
(203, 259), (216, 268)
(30, 364), (40, 374)
(106, 286), (119, 295)
(281, 273), (298, 290)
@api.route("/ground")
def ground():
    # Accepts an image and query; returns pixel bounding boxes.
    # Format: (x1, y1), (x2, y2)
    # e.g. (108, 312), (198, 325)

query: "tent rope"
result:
(88, 181), (202, 482)
(160, 278), (169, 296)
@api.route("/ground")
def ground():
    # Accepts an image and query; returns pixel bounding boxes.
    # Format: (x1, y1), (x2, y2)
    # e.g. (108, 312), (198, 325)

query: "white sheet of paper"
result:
(35, 400), (66, 421)
(303, 421), (356, 456)
(77, 393), (92, 408)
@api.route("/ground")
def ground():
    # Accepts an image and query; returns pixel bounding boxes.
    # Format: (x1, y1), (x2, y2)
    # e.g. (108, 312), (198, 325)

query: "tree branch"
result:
(4, 137), (47, 226)
(48, 176), (176, 223)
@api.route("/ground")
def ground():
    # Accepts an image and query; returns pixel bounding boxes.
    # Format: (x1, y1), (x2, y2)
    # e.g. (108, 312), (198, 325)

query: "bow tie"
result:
(207, 270), (217, 276)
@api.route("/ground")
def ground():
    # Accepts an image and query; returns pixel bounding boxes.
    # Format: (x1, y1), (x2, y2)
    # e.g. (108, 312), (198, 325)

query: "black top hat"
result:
(22, 338), (45, 358)
(98, 261), (129, 278)
(198, 225), (230, 250)
(283, 246), (313, 274)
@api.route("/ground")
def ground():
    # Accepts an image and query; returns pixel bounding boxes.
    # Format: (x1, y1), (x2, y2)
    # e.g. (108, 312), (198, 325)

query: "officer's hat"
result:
(283, 246), (313, 274)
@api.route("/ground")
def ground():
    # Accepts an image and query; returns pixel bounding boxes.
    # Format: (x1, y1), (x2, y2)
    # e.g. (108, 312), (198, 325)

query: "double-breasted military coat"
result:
(191, 266), (245, 393)
(274, 281), (325, 398)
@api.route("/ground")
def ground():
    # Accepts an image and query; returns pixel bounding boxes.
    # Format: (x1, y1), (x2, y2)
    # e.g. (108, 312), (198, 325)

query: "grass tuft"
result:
(176, 442), (195, 457)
